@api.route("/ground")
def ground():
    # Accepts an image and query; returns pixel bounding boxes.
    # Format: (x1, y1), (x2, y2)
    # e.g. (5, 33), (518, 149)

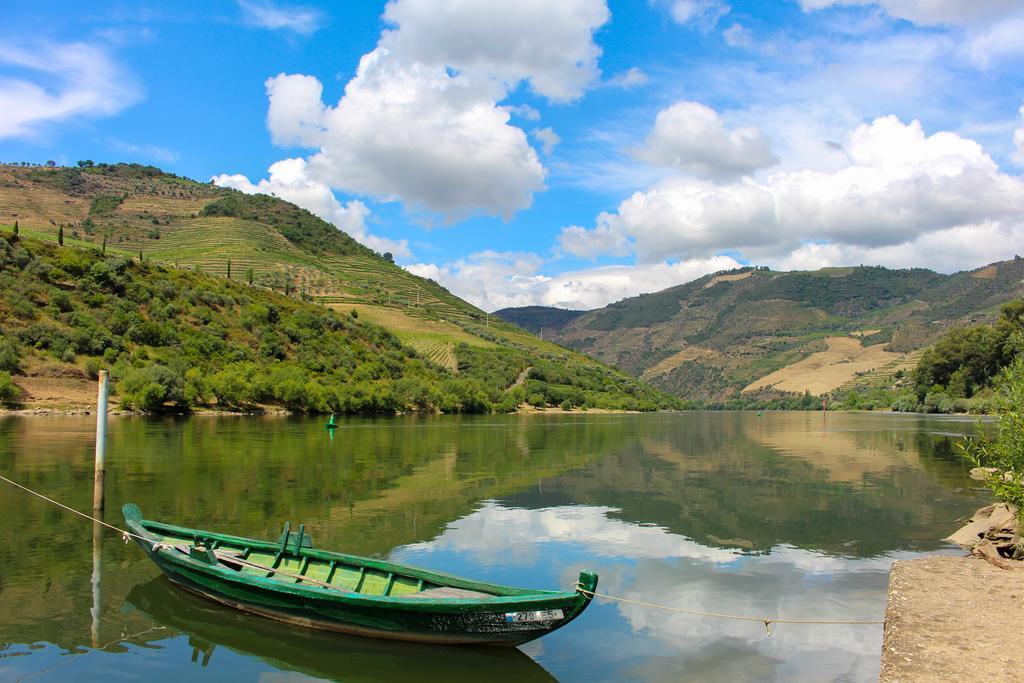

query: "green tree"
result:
(12, 220), (18, 236)
(183, 367), (207, 406)
(0, 338), (20, 373)
(961, 353), (1024, 520)
(246, 267), (254, 285)
(226, 259), (232, 280)
(119, 364), (184, 411)
(57, 225), (64, 246)
(915, 300), (1024, 398)
(210, 367), (251, 409)
(0, 371), (20, 404)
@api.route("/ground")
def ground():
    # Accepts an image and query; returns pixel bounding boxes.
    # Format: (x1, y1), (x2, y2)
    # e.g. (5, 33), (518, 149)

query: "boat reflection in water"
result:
(125, 578), (559, 683)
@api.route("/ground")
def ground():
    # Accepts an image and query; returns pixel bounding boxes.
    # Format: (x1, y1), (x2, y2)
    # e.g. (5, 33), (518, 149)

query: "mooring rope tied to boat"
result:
(0, 474), (886, 636)
(572, 585), (884, 635)
(0, 474), (172, 551)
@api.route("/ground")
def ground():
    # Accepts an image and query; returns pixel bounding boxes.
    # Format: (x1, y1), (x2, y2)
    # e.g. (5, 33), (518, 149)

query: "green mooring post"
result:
(93, 370), (109, 513)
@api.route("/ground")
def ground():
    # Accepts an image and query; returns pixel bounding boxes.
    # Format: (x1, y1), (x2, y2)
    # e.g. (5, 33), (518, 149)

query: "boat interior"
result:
(142, 519), (497, 600)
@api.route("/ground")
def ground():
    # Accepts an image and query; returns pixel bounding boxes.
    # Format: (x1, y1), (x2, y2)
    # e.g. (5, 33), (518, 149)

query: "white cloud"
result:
(722, 22), (753, 48)
(559, 220), (632, 259)
(298, 62), (545, 221)
(407, 251), (548, 310)
(264, 74), (326, 147)
(964, 14), (1024, 68)
(564, 115), (1024, 266)
(236, 0), (323, 34)
(797, 0), (1020, 26)
(502, 104), (541, 121)
(1014, 104), (1024, 165)
(539, 257), (743, 309)
(604, 67), (649, 89)
(107, 139), (179, 164)
(776, 222), (1024, 273)
(256, 0), (610, 222)
(407, 251), (741, 310)
(212, 158), (411, 259)
(633, 101), (778, 180)
(798, 0), (1024, 67)
(405, 503), (743, 563)
(668, 0), (731, 27)
(533, 127), (561, 155)
(0, 41), (142, 139)
(381, 0), (610, 103)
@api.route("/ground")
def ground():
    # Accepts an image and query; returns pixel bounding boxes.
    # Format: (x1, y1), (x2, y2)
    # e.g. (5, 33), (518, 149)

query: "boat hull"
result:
(174, 581), (543, 646)
(125, 504), (596, 647)
(126, 578), (560, 681)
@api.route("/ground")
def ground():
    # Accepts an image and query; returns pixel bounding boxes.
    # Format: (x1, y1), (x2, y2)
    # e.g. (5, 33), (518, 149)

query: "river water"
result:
(0, 412), (990, 682)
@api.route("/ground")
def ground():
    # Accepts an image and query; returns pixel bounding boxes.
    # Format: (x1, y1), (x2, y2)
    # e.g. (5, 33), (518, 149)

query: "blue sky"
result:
(2, 0), (1023, 311)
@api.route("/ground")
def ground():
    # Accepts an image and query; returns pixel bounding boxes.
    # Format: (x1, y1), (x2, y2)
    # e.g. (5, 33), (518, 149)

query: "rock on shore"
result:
(946, 501), (1023, 567)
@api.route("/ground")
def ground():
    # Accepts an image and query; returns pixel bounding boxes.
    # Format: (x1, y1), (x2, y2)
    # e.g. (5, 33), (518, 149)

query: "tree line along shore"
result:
(0, 232), (680, 414)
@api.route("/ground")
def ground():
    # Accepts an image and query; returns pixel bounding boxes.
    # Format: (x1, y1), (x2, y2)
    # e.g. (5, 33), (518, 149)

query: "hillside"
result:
(495, 261), (1024, 401)
(0, 162), (679, 412)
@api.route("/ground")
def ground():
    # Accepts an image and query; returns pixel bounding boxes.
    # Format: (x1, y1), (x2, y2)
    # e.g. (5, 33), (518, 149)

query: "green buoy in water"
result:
(325, 413), (338, 429)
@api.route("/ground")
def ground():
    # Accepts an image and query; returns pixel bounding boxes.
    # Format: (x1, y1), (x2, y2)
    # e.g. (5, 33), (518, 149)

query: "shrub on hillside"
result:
(0, 371), (20, 404)
(961, 352), (1024, 519)
(890, 393), (919, 412)
(210, 365), (252, 409)
(120, 364), (185, 411)
(0, 338), (21, 373)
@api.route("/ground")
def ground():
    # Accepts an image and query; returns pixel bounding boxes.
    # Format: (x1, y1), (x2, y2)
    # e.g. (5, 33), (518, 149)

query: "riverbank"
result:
(0, 404), (639, 417)
(881, 502), (1024, 681)
(881, 555), (1024, 681)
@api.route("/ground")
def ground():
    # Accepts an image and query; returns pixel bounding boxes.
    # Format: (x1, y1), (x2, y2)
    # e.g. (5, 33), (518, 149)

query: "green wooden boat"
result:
(123, 504), (597, 646)
(126, 578), (560, 681)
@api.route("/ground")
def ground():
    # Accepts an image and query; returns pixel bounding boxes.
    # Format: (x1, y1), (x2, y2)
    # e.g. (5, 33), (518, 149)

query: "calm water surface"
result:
(0, 412), (990, 682)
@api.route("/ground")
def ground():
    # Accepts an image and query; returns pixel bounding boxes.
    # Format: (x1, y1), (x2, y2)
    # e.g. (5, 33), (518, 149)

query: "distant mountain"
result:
(495, 262), (1024, 400)
(491, 305), (586, 335)
(0, 162), (679, 412)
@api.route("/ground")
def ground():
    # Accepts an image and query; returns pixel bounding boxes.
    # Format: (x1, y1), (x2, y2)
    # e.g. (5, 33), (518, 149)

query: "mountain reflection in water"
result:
(0, 412), (989, 682)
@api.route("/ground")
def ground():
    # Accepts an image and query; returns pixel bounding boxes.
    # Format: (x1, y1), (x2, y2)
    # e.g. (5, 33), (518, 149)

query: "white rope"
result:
(0, 474), (170, 551)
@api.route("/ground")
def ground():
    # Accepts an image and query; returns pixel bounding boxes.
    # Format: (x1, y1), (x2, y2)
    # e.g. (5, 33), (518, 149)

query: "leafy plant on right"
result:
(961, 348), (1024, 519)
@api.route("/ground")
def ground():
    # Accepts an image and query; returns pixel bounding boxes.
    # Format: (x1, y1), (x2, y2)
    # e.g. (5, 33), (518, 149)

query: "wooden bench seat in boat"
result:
(404, 586), (494, 600)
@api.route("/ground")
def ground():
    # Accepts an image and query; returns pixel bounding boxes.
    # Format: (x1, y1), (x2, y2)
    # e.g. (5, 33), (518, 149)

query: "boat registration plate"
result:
(504, 609), (563, 623)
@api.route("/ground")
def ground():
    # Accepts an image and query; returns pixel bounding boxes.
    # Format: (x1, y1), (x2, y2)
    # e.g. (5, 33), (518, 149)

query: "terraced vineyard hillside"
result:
(497, 261), (1024, 401)
(0, 162), (678, 412)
